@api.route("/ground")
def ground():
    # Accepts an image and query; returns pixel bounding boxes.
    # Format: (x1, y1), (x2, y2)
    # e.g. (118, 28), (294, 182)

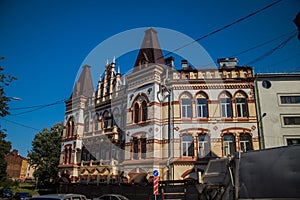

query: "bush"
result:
(0, 178), (19, 188)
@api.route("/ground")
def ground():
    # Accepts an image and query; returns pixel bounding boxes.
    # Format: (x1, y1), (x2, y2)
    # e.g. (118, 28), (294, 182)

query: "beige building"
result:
(255, 73), (300, 149)
(58, 28), (259, 183)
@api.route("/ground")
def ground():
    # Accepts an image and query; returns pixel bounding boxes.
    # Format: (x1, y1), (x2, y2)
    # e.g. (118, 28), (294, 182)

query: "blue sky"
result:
(1, 0), (300, 157)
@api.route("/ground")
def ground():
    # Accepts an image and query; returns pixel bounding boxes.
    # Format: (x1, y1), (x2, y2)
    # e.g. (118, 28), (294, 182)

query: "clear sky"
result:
(1, 0), (300, 157)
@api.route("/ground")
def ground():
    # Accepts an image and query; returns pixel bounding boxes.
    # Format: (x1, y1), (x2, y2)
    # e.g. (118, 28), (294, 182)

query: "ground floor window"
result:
(223, 134), (235, 156)
(239, 134), (252, 152)
(287, 138), (300, 145)
(182, 135), (194, 157)
(198, 134), (210, 158)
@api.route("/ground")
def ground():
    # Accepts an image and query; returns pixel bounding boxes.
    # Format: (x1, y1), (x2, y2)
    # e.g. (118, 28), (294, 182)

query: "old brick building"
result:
(6, 149), (27, 180)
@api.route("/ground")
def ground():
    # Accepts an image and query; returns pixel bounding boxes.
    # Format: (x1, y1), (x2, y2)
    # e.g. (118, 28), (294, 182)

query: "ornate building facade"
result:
(58, 28), (259, 183)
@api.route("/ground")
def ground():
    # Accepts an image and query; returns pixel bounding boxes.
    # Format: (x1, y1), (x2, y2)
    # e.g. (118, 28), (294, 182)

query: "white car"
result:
(93, 194), (129, 200)
(30, 194), (87, 200)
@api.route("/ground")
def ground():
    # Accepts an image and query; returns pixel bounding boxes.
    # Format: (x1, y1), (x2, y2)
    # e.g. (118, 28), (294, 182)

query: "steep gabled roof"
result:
(71, 65), (94, 98)
(134, 28), (165, 67)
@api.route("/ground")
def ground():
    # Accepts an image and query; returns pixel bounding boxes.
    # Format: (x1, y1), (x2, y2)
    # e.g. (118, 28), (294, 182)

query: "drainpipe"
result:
(158, 67), (173, 180)
(254, 75), (265, 149)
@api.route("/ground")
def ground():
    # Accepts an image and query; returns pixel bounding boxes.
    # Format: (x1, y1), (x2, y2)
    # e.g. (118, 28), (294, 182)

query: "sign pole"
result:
(153, 170), (159, 199)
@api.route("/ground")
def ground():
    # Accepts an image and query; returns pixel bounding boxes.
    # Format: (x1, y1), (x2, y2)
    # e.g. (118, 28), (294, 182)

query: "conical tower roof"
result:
(134, 28), (165, 67)
(71, 65), (94, 98)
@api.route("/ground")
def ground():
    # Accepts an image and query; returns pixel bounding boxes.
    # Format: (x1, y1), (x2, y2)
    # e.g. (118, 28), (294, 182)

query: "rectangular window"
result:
(287, 138), (300, 145)
(181, 98), (192, 118)
(141, 138), (147, 159)
(220, 98), (232, 118)
(280, 96), (300, 104)
(182, 135), (194, 157)
(223, 141), (235, 155)
(133, 138), (139, 160)
(198, 135), (210, 157)
(196, 98), (208, 118)
(236, 98), (248, 117)
(283, 116), (300, 125)
(111, 145), (117, 160)
(223, 134), (235, 156)
(240, 140), (252, 152)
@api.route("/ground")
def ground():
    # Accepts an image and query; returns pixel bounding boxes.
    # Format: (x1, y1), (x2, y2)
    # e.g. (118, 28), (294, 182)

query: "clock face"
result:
(262, 80), (271, 89)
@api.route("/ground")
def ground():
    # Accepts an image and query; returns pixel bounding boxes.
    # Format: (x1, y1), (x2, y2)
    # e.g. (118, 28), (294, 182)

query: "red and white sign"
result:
(153, 176), (159, 195)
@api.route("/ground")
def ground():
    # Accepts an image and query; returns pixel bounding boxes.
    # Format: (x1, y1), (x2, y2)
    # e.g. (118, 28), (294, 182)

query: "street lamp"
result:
(8, 97), (22, 101)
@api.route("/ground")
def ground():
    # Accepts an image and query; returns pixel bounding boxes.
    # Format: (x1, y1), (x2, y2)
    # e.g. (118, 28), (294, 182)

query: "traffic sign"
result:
(153, 169), (159, 177)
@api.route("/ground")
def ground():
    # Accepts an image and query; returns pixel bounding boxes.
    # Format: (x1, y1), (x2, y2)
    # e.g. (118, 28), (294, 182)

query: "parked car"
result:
(94, 194), (129, 200)
(13, 192), (32, 200)
(30, 193), (87, 200)
(0, 188), (13, 198)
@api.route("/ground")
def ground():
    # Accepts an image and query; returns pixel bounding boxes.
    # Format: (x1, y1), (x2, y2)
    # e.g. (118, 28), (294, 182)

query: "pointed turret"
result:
(71, 65), (94, 98)
(134, 28), (165, 67)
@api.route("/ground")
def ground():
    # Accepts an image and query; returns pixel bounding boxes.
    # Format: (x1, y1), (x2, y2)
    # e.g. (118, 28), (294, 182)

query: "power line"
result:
(231, 30), (297, 58)
(10, 99), (65, 110)
(195, 30), (297, 68)
(246, 32), (297, 65)
(161, 0), (283, 59)
(264, 52), (300, 69)
(0, 118), (40, 131)
(10, 99), (66, 116)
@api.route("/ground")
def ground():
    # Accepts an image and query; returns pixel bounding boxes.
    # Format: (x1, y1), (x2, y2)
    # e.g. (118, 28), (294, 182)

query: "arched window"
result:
(182, 135), (194, 157)
(196, 93), (208, 118)
(223, 134), (236, 156)
(81, 146), (89, 161)
(113, 109), (120, 127)
(132, 94), (149, 124)
(66, 117), (75, 138)
(84, 117), (89, 132)
(220, 92), (233, 118)
(240, 134), (252, 152)
(198, 134), (210, 158)
(141, 101), (147, 122)
(134, 103), (139, 123)
(94, 114), (99, 131)
(131, 136), (147, 160)
(64, 146), (72, 164)
(235, 92), (249, 118)
(103, 111), (110, 129)
(181, 93), (192, 118)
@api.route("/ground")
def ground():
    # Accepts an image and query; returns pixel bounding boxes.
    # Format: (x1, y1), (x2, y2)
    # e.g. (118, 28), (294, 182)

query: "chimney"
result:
(165, 56), (174, 68)
(181, 60), (188, 70)
(217, 58), (238, 68)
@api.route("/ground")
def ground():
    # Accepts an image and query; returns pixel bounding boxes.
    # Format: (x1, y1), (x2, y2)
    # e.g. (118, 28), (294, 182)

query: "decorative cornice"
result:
(173, 83), (253, 90)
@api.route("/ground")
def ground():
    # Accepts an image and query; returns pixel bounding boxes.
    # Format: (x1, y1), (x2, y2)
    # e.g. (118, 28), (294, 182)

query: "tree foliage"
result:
(0, 132), (11, 181)
(0, 60), (17, 117)
(0, 58), (15, 181)
(27, 123), (63, 187)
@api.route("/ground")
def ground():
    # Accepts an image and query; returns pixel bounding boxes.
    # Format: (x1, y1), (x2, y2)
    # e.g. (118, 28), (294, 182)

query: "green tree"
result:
(0, 57), (16, 182)
(27, 123), (63, 187)
(0, 132), (11, 181)
(0, 57), (17, 117)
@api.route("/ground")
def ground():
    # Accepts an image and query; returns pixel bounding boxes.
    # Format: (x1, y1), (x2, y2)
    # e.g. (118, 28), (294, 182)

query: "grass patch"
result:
(11, 182), (39, 196)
